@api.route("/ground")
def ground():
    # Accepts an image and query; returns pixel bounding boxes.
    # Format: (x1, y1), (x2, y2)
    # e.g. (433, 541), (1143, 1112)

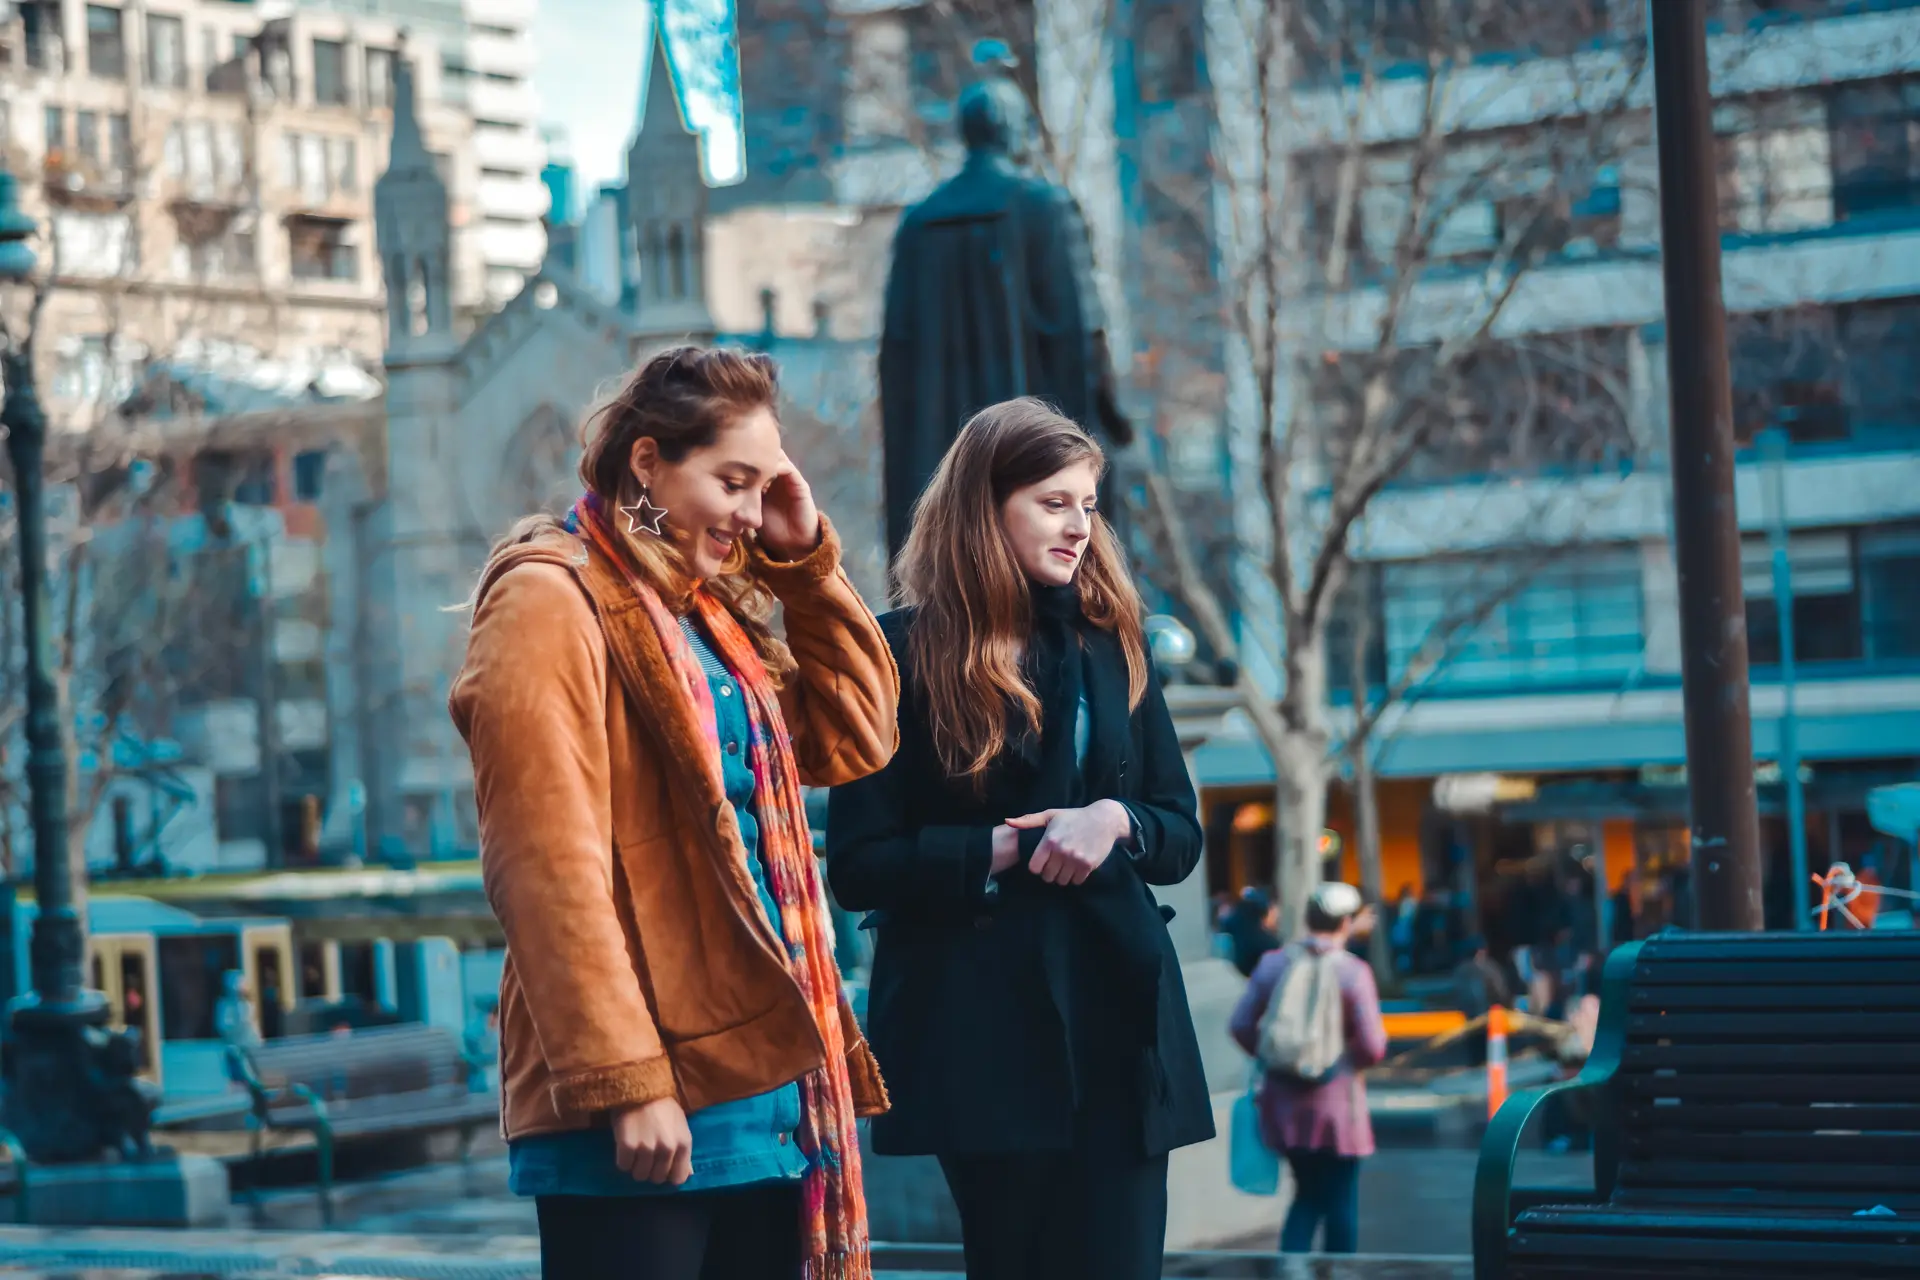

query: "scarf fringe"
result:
(803, 1252), (873, 1280)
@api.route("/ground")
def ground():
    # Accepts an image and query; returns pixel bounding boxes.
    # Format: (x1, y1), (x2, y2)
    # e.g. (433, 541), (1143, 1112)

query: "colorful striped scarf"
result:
(568, 493), (871, 1280)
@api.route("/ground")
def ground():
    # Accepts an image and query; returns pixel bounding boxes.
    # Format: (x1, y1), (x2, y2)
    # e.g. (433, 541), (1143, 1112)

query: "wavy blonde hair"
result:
(896, 398), (1148, 786)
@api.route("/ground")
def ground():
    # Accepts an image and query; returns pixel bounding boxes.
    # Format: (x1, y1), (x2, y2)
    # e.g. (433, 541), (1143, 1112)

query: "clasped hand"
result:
(990, 799), (1131, 886)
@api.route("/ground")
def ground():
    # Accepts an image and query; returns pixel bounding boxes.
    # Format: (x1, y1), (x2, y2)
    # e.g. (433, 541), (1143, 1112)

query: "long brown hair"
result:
(896, 398), (1148, 786)
(474, 345), (794, 676)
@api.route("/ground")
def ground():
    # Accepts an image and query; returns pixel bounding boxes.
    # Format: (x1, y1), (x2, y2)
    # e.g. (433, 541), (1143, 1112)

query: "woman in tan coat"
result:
(449, 346), (896, 1280)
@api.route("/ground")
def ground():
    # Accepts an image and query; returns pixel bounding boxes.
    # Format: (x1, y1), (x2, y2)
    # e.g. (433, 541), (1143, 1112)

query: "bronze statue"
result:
(878, 66), (1133, 562)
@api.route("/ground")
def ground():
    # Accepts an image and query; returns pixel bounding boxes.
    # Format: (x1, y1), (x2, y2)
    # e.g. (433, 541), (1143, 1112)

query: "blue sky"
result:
(532, 0), (745, 214)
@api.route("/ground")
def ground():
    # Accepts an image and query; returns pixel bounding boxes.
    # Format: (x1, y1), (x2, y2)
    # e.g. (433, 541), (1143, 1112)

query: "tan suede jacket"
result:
(448, 520), (897, 1140)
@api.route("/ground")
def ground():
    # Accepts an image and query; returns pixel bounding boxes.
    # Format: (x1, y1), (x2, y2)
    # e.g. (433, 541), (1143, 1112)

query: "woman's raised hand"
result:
(759, 452), (822, 561)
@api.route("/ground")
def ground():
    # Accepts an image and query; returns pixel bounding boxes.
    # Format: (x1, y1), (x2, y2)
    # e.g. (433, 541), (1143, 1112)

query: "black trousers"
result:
(534, 1182), (801, 1280)
(940, 1147), (1170, 1280)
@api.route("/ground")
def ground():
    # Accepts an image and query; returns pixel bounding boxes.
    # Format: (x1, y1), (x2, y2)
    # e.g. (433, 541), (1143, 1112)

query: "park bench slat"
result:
(1626, 959), (1920, 985)
(1622, 1101), (1920, 1131)
(1634, 934), (1920, 961)
(1621, 1041), (1920, 1070)
(1507, 1227), (1917, 1268)
(1626, 984), (1920, 1011)
(1625, 1011), (1920, 1039)
(1616, 1157), (1920, 1190)
(1619, 1072), (1920, 1102)
(1622, 1131), (1920, 1165)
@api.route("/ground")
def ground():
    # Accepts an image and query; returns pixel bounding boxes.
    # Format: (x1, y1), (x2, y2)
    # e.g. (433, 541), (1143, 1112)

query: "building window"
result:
(365, 48), (394, 110)
(205, 29), (246, 96)
(51, 210), (137, 277)
(328, 137), (357, 195)
(312, 38), (347, 105)
(1860, 525), (1920, 661)
(214, 121), (245, 189)
(337, 941), (378, 1002)
(1716, 96), (1832, 233)
(299, 133), (327, 204)
(23, 2), (61, 71)
(174, 223), (257, 280)
(292, 449), (327, 501)
(106, 113), (130, 173)
(44, 106), (65, 156)
(1839, 298), (1920, 434)
(75, 111), (99, 163)
(1830, 77), (1920, 221)
(86, 5), (126, 80)
(52, 334), (113, 402)
(146, 13), (186, 88)
(1742, 531), (1861, 665)
(287, 215), (356, 282)
(1382, 547), (1646, 692)
(158, 935), (240, 1041)
(441, 54), (470, 104)
(282, 132), (354, 204)
(233, 452), (277, 504)
(1729, 308), (1848, 445)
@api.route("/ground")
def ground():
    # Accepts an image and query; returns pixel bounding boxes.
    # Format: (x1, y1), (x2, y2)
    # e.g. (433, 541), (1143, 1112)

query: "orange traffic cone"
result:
(1486, 1005), (1510, 1120)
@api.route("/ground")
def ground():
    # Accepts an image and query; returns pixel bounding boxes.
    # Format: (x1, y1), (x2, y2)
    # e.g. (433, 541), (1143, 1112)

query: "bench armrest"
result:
(1473, 1077), (1610, 1280)
(1472, 943), (1638, 1280)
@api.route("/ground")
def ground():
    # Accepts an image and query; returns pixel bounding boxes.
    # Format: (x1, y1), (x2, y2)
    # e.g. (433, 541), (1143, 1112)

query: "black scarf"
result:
(1014, 582), (1088, 809)
(1016, 585), (1167, 1076)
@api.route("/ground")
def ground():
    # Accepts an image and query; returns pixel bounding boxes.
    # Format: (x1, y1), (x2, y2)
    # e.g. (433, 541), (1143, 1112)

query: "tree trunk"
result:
(1353, 740), (1393, 982)
(1346, 580), (1392, 981)
(1272, 728), (1331, 941)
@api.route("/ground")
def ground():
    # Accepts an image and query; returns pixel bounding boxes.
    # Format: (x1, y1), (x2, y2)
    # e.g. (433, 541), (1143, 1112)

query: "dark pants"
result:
(940, 1147), (1170, 1280)
(1281, 1150), (1361, 1254)
(534, 1182), (801, 1280)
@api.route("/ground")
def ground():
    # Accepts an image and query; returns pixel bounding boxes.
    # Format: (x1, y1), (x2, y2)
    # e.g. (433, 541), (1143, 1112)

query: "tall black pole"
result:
(2, 346), (120, 1163)
(2, 351), (93, 1010)
(1650, 1), (1763, 932)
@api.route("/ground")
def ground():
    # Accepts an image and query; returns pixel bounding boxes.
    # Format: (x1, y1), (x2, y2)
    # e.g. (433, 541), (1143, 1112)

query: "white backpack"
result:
(1256, 943), (1348, 1085)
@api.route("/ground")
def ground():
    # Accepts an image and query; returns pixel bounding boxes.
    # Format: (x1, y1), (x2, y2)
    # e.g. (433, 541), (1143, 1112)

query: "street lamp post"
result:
(1649, 1), (1764, 932)
(0, 167), (153, 1163)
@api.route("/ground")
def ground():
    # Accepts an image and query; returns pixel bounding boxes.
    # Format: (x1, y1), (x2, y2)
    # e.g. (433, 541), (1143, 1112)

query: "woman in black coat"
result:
(827, 398), (1214, 1280)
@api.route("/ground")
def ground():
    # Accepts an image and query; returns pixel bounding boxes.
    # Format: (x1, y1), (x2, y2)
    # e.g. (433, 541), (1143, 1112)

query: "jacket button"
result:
(779, 1132), (790, 1145)
(725, 741), (739, 755)
(719, 685), (734, 698)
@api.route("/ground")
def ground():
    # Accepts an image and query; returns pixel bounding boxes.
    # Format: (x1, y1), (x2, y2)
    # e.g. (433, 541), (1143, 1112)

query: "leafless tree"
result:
(1122, 0), (1655, 938)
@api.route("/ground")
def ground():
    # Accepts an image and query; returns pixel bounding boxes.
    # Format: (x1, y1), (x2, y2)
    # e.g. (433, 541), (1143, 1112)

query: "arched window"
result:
(666, 224), (687, 300)
(407, 256), (430, 336)
(640, 224), (662, 300)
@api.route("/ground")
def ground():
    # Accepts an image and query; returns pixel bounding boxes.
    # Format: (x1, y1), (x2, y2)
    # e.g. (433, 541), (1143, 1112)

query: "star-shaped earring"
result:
(620, 488), (669, 537)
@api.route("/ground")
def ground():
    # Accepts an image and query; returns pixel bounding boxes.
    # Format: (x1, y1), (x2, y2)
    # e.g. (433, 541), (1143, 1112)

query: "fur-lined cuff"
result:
(847, 1039), (891, 1119)
(751, 515), (843, 587)
(549, 1055), (677, 1116)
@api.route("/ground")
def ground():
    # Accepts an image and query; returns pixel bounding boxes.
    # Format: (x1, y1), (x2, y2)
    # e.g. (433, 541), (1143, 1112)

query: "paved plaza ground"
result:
(0, 1234), (1474, 1279)
(233, 1140), (1586, 1256)
(0, 1136), (1589, 1277)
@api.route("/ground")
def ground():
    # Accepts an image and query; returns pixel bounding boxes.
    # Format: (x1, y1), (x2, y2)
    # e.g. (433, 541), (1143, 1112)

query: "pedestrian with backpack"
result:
(1229, 882), (1389, 1255)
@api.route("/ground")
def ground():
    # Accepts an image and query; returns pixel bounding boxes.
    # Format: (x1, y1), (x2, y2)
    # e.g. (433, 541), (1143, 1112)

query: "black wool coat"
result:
(826, 609), (1216, 1158)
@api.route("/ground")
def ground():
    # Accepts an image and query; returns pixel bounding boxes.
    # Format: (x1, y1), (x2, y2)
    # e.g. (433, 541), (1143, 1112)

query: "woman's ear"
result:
(629, 436), (658, 489)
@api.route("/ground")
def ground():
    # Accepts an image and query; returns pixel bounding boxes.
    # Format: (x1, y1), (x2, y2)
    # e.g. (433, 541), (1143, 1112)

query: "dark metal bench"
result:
(1474, 930), (1920, 1280)
(225, 1022), (496, 1223)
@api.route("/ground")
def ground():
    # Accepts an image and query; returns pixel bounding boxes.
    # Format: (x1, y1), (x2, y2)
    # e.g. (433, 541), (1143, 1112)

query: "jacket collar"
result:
(483, 530), (729, 821)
